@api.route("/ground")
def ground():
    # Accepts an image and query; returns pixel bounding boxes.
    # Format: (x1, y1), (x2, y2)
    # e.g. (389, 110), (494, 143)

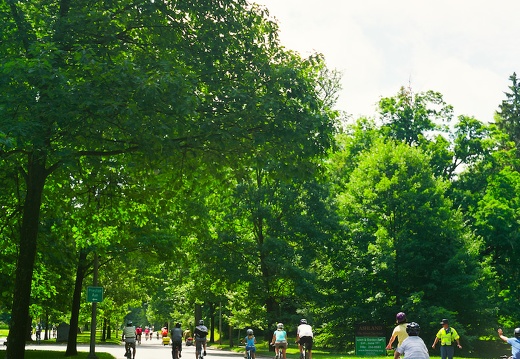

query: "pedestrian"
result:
(386, 312), (408, 349)
(432, 319), (462, 359)
(395, 322), (429, 359)
(498, 327), (520, 359)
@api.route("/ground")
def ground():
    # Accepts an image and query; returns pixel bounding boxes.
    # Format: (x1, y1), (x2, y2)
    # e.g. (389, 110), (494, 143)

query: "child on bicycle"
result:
(243, 329), (257, 359)
(271, 323), (288, 359)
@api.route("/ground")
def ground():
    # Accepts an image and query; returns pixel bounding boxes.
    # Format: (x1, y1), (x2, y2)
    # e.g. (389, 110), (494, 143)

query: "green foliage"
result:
(496, 72), (520, 155)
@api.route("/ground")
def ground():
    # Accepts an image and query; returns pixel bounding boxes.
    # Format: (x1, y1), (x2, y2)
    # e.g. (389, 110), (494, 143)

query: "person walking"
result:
(432, 319), (462, 359)
(386, 312), (408, 349)
(498, 327), (520, 359)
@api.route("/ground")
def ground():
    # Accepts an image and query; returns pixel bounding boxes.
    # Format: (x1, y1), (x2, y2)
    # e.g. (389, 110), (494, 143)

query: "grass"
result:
(212, 340), (502, 359)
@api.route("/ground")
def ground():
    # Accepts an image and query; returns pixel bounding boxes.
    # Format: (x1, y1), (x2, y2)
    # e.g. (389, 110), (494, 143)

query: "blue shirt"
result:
(507, 337), (520, 359)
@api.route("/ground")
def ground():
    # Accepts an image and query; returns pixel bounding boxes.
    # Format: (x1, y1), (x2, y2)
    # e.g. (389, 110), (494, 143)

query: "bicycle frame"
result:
(196, 339), (204, 359)
(301, 341), (309, 359)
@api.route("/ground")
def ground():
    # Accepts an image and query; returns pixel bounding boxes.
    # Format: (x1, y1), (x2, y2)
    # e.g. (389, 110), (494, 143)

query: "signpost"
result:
(355, 323), (386, 356)
(87, 254), (100, 359)
(87, 286), (104, 303)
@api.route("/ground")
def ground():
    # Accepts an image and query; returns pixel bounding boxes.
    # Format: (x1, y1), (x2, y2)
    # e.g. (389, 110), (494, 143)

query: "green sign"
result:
(355, 336), (386, 356)
(87, 286), (104, 303)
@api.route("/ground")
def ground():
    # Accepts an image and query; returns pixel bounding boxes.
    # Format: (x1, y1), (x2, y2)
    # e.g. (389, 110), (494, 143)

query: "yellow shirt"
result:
(436, 327), (459, 345)
(392, 323), (409, 347)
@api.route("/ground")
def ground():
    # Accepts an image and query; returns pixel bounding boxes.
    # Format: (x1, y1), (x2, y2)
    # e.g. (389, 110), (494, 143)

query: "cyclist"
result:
(296, 319), (313, 359)
(394, 322), (429, 359)
(194, 319), (209, 358)
(271, 323), (288, 359)
(122, 320), (137, 359)
(171, 322), (183, 358)
(136, 326), (142, 344)
(242, 329), (257, 359)
(386, 312), (408, 349)
(498, 327), (520, 359)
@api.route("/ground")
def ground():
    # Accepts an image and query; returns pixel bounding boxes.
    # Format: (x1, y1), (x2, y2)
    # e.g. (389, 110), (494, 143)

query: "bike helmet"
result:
(199, 320), (204, 325)
(300, 319), (307, 325)
(396, 312), (406, 324)
(176, 322), (181, 328)
(406, 322), (420, 336)
(515, 328), (520, 338)
(247, 329), (254, 335)
(127, 321), (133, 326)
(277, 323), (284, 329)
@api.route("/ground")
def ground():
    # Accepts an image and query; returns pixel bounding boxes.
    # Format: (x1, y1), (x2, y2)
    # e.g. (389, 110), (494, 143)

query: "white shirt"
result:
(297, 324), (313, 337)
(396, 336), (429, 359)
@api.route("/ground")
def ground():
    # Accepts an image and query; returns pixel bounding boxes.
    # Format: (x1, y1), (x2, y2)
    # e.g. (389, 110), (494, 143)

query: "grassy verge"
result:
(210, 340), (498, 359)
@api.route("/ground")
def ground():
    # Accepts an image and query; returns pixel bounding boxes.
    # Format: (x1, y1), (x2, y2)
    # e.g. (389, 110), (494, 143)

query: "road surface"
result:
(0, 336), (257, 359)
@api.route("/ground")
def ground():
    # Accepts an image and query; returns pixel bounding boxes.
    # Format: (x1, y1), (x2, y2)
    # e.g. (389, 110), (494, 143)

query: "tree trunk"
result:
(45, 311), (49, 340)
(229, 324), (234, 348)
(65, 249), (88, 356)
(102, 318), (106, 341)
(209, 302), (214, 344)
(6, 154), (47, 359)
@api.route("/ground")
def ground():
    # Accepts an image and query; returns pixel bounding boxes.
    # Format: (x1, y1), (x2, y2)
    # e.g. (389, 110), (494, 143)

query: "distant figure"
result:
(122, 321), (136, 359)
(194, 320), (209, 358)
(171, 322), (183, 358)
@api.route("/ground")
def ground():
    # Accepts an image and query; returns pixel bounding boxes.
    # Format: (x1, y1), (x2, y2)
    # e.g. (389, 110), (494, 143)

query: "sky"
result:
(253, 0), (520, 122)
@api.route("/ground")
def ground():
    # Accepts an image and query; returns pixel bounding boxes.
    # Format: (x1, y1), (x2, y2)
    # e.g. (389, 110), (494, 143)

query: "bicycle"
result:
(195, 339), (205, 359)
(172, 341), (181, 359)
(272, 342), (286, 359)
(124, 341), (135, 358)
(299, 341), (309, 359)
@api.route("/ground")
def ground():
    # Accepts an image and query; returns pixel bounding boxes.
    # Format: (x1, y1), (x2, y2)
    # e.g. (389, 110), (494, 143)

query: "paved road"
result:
(0, 336), (255, 359)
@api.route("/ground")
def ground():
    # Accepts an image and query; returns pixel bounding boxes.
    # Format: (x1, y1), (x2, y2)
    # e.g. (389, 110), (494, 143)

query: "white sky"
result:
(253, 0), (520, 122)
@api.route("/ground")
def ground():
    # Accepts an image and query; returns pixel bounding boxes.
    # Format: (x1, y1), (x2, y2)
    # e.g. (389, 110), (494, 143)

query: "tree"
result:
(1, 0), (325, 357)
(378, 86), (453, 146)
(322, 133), (488, 349)
(496, 73), (520, 156)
